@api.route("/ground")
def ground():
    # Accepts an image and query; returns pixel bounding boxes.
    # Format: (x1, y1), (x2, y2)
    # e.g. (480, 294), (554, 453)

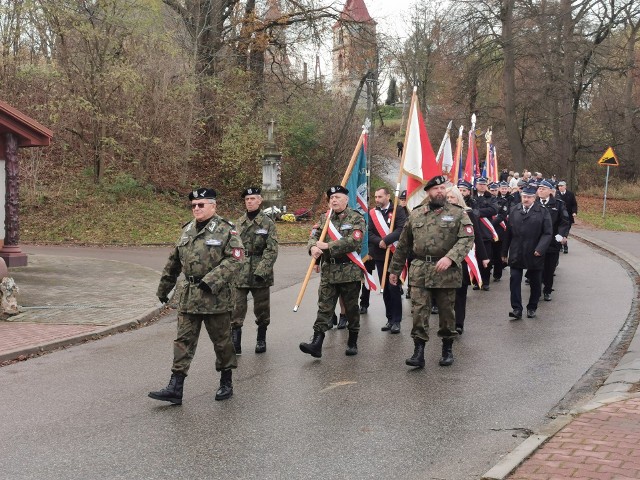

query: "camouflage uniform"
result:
(390, 202), (474, 341)
(157, 215), (244, 374)
(231, 210), (278, 328)
(308, 208), (365, 333)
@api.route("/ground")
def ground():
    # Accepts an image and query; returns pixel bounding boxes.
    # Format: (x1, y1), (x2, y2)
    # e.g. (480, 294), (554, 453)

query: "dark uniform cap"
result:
(489, 182), (499, 189)
(189, 188), (217, 200)
(538, 180), (553, 189)
(423, 175), (448, 191)
(475, 176), (488, 185)
(528, 181), (539, 188)
(326, 185), (349, 197)
(558, 181), (567, 186)
(242, 186), (261, 198)
(517, 179), (527, 187)
(457, 180), (473, 190)
(399, 190), (407, 199)
(499, 181), (509, 187)
(522, 185), (538, 196)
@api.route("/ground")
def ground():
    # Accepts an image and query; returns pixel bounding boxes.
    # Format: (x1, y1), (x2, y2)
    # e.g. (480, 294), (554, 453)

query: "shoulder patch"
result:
(353, 229), (363, 240)
(464, 225), (474, 235)
(232, 247), (244, 260)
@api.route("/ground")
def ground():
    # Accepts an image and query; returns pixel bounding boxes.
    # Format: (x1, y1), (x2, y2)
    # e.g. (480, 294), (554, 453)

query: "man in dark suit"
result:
(502, 185), (552, 319)
(556, 181), (578, 253)
(368, 187), (407, 333)
(465, 177), (498, 290)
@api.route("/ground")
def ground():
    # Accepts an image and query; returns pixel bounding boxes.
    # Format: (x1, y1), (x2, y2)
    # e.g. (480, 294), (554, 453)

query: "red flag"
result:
(403, 92), (440, 210)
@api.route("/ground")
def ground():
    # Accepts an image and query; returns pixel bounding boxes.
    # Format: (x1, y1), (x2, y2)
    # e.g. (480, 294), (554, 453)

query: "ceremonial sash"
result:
(480, 217), (499, 242)
(492, 215), (507, 231)
(326, 216), (377, 291)
(369, 208), (397, 253)
(465, 245), (482, 288)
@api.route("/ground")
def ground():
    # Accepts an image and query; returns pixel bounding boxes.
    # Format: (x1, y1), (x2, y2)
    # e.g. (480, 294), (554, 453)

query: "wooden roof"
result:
(0, 100), (53, 147)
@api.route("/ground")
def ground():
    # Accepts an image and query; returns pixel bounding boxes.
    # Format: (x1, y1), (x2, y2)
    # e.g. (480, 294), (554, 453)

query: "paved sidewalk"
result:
(484, 226), (640, 480)
(0, 253), (162, 363)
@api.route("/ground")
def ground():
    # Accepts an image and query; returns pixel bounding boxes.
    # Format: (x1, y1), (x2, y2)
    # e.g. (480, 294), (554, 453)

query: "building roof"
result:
(333, 0), (375, 28)
(0, 100), (52, 147)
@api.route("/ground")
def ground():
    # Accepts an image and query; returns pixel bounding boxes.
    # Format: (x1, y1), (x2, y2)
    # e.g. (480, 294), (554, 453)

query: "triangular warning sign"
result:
(598, 147), (619, 166)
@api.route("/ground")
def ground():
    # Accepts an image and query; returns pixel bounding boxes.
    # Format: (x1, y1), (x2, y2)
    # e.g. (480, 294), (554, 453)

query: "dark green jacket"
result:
(157, 215), (245, 313)
(234, 210), (278, 287)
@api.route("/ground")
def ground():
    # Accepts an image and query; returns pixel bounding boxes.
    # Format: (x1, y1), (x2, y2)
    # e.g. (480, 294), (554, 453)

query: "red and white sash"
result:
(326, 216), (377, 291)
(465, 245), (483, 288)
(369, 208), (397, 253)
(480, 217), (499, 242)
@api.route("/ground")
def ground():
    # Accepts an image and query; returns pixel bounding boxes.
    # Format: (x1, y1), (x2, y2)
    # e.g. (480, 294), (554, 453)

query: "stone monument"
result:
(261, 119), (283, 210)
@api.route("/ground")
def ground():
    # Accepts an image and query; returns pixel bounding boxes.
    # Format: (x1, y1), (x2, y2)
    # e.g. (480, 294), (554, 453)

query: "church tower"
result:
(331, 0), (378, 102)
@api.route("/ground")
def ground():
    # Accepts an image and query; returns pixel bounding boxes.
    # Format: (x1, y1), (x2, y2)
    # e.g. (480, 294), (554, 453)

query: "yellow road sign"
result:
(598, 147), (619, 166)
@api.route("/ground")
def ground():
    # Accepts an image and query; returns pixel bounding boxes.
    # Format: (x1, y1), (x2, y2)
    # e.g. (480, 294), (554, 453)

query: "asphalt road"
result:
(1, 240), (633, 479)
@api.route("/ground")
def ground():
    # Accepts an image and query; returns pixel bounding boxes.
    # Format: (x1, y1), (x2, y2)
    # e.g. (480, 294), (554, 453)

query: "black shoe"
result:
(359, 305), (368, 314)
(493, 277), (501, 282)
(299, 331), (325, 358)
(148, 373), (185, 405)
(455, 327), (463, 335)
(543, 293), (552, 301)
(381, 322), (392, 332)
(472, 285), (480, 290)
(390, 323), (401, 334)
(231, 327), (242, 355)
(527, 309), (537, 318)
(337, 314), (348, 329)
(345, 331), (358, 356)
(509, 309), (523, 319)
(525, 278), (530, 285)
(431, 305), (439, 314)
(255, 326), (267, 354)
(439, 339), (454, 366)
(481, 285), (490, 291)
(215, 369), (233, 401)
(563, 246), (568, 254)
(406, 339), (425, 368)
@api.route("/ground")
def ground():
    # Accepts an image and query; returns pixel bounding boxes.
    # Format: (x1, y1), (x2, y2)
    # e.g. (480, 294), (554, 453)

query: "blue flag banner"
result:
(346, 135), (369, 258)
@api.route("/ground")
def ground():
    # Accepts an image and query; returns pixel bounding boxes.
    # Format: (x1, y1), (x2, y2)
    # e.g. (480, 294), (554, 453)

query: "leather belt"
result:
(185, 275), (203, 283)
(413, 255), (442, 263)
(246, 251), (263, 257)
(328, 257), (350, 264)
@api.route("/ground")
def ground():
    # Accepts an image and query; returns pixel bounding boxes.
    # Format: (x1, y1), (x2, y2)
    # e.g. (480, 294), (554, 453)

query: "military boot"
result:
(231, 326), (242, 355)
(255, 326), (267, 354)
(299, 331), (325, 358)
(345, 331), (358, 356)
(337, 314), (348, 329)
(439, 338), (454, 366)
(215, 369), (233, 401)
(148, 373), (185, 405)
(406, 339), (426, 368)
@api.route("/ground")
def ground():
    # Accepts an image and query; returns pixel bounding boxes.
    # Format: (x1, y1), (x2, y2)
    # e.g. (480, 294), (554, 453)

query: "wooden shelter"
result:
(0, 101), (53, 267)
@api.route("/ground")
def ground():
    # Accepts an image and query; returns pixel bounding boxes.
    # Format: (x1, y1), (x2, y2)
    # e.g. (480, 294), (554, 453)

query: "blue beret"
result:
(475, 177), (488, 184)
(489, 182), (499, 189)
(457, 180), (473, 190)
(499, 181), (509, 187)
(522, 186), (538, 196)
(327, 185), (349, 197)
(538, 180), (553, 189)
(242, 186), (261, 198)
(423, 175), (448, 191)
(189, 188), (217, 200)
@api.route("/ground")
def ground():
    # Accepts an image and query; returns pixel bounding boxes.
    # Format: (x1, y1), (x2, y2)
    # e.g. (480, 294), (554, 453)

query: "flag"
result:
(465, 245), (482, 288)
(403, 92), (440, 210)
(346, 132), (369, 258)
(463, 126), (479, 183)
(436, 121), (453, 174)
(449, 126), (463, 183)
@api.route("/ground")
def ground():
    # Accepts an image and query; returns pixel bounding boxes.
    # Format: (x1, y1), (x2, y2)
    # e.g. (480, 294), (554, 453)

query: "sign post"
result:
(597, 147), (619, 218)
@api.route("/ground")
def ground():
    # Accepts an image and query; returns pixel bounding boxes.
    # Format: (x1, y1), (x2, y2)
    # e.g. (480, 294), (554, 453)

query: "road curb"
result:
(0, 306), (165, 363)
(481, 229), (640, 480)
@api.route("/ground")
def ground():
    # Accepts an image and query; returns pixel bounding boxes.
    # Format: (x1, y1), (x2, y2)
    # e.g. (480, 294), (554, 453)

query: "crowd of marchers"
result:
(146, 172), (577, 405)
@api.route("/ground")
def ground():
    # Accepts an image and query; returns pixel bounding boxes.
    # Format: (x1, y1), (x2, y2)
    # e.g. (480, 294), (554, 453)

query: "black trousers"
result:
(455, 265), (470, 329)
(375, 259), (403, 323)
(491, 241), (505, 279)
(542, 251), (560, 295)
(479, 239), (493, 285)
(359, 259), (375, 307)
(510, 267), (542, 312)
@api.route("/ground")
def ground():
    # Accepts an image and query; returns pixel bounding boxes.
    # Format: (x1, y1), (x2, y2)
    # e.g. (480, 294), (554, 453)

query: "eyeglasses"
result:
(191, 202), (210, 209)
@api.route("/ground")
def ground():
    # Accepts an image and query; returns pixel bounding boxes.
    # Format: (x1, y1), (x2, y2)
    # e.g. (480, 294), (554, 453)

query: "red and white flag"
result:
(403, 91), (440, 210)
(465, 245), (482, 288)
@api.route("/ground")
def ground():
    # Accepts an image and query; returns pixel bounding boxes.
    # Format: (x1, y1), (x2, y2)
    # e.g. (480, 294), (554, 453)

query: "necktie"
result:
(524, 207), (529, 214)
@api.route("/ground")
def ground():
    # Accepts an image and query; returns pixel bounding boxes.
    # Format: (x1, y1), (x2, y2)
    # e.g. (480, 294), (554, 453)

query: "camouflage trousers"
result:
(171, 312), (237, 375)
(410, 287), (458, 342)
(313, 280), (360, 333)
(231, 287), (270, 328)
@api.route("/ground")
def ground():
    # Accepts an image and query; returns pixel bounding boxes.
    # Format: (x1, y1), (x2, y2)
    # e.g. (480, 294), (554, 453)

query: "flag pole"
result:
(293, 132), (366, 312)
(380, 87), (418, 292)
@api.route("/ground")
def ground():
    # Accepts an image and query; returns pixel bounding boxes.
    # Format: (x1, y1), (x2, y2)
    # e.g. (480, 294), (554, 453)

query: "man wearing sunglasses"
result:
(149, 187), (245, 405)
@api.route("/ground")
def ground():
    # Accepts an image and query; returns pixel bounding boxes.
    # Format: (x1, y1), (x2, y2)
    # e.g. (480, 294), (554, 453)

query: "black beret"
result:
(423, 175), (448, 191)
(189, 188), (216, 200)
(242, 187), (261, 198)
(399, 190), (407, 200)
(457, 180), (473, 190)
(326, 185), (349, 197)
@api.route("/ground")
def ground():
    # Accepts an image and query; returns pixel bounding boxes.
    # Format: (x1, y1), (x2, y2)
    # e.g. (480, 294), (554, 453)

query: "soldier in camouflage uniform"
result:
(389, 176), (474, 368)
(148, 188), (244, 405)
(299, 185), (366, 358)
(231, 187), (278, 355)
